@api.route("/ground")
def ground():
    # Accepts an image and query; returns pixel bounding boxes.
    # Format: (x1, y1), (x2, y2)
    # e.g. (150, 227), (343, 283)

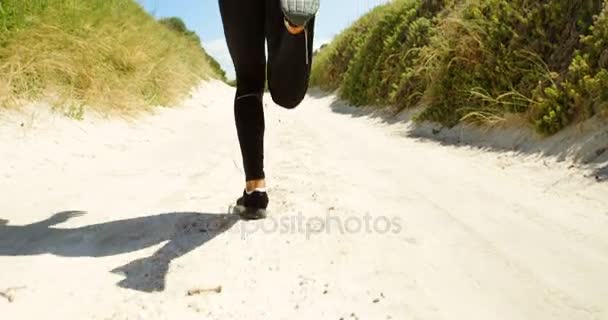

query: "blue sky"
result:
(138, 0), (389, 79)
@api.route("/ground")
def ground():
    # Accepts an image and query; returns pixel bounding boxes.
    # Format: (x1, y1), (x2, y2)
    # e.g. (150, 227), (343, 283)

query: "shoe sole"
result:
(230, 205), (267, 220)
(281, 0), (320, 26)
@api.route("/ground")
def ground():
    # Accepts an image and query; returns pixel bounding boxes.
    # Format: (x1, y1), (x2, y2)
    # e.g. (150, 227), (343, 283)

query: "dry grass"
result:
(0, 0), (219, 116)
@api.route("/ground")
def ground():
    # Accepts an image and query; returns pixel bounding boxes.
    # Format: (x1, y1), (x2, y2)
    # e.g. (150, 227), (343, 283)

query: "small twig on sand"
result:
(187, 286), (222, 296)
(0, 286), (26, 303)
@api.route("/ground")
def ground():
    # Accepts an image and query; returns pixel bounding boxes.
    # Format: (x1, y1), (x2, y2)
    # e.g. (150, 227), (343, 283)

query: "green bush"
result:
(418, 0), (602, 130)
(310, 4), (391, 91)
(381, 0), (450, 109)
(340, 1), (416, 106)
(536, 3), (608, 132)
(311, 0), (607, 135)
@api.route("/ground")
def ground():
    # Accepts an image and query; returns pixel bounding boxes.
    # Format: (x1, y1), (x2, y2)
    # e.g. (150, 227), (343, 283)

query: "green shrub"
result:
(310, 4), (391, 91)
(341, 1), (417, 106)
(527, 0), (604, 134)
(385, 0), (451, 109)
(311, 0), (607, 135)
(538, 2), (608, 131)
(418, 0), (602, 129)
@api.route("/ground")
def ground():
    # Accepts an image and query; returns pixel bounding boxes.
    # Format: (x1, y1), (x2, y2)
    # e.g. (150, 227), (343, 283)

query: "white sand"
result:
(1, 81), (607, 320)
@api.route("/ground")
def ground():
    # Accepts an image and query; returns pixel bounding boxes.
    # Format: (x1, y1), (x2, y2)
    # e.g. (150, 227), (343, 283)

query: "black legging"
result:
(219, 0), (315, 181)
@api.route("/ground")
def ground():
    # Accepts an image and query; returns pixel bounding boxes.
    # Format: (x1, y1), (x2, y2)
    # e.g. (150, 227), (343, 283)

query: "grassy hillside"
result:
(312, 0), (608, 135)
(0, 0), (222, 115)
(159, 17), (227, 82)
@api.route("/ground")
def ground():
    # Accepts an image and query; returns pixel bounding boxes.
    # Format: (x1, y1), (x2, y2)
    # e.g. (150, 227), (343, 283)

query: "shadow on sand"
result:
(0, 211), (239, 292)
(593, 164), (608, 182)
(307, 87), (608, 170)
(307, 88), (408, 124)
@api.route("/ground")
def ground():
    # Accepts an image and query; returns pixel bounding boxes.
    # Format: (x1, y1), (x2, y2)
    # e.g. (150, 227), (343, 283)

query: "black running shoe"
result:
(233, 190), (269, 220)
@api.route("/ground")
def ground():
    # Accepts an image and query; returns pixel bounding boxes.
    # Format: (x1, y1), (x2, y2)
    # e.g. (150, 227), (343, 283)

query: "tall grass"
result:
(0, 0), (221, 115)
(312, 0), (607, 135)
(159, 16), (227, 81)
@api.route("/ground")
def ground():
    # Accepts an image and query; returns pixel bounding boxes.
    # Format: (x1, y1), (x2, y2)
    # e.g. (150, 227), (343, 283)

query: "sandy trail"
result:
(1, 81), (607, 320)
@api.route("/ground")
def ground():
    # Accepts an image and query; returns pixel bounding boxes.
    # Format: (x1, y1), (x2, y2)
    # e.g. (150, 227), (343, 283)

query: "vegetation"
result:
(311, 0), (608, 135)
(310, 4), (390, 93)
(159, 17), (227, 81)
(0, 0), (223, 115)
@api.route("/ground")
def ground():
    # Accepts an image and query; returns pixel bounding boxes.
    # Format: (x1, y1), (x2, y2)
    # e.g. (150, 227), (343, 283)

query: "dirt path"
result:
(1, 81), (607, 320)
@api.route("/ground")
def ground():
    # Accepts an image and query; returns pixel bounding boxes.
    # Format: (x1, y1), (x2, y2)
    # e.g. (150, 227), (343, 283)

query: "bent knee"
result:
(270, 89), (307, 109)
(271, 94), (304, 109)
